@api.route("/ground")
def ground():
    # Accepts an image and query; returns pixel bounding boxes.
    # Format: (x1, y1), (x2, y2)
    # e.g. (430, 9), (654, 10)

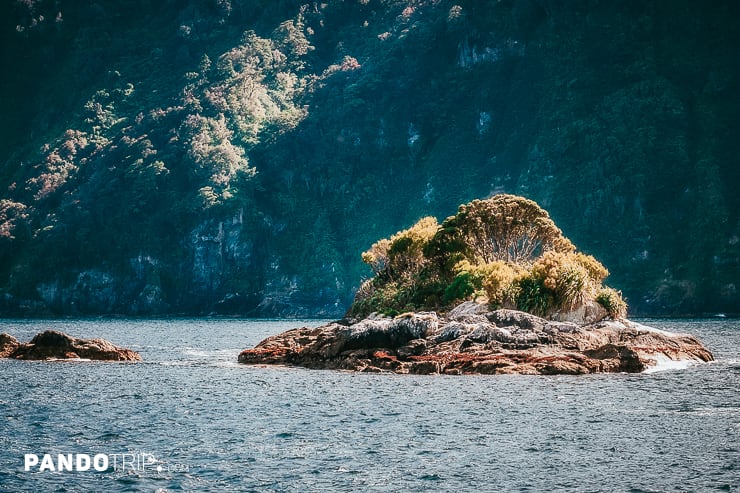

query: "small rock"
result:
(397, 339), (427, 358)
(487, 309), (545, 332)
(0, 333), (20, 358)
(551, 300), (608, 325)
(434, 322), (474, 343)
(6, 330), (141, 361)
(408, 360), (441, 375)
(447, 301), (490, 319)
(467, 324), (514, 344)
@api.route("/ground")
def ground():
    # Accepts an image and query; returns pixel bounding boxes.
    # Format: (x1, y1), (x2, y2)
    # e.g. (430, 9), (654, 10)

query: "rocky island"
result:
(239, 195), (713, 374)
(0, 330), (141, 361)
(238, 302), (712, 374)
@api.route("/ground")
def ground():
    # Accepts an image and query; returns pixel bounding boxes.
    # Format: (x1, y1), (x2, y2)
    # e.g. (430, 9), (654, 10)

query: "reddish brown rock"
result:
(3, 330), (141, 361)
(238, 301), (713, 375)
(0, 333), (20, 358)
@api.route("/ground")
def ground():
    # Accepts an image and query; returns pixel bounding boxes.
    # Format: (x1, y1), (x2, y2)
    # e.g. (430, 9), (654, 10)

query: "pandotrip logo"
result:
(23, 451), (191, 474)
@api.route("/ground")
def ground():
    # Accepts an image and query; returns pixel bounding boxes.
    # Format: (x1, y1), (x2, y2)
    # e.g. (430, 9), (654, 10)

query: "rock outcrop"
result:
(0, 333), (20, 358)
(1, 330), (142, 361)
(238, 302), (713, 375)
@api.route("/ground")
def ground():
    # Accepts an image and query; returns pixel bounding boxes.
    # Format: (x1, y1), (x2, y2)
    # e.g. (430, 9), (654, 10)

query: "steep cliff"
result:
(1, 0), (738, 316)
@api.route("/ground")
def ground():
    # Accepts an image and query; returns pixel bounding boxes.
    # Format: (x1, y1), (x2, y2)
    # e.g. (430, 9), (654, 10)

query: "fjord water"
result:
(0, 319), (737, 492)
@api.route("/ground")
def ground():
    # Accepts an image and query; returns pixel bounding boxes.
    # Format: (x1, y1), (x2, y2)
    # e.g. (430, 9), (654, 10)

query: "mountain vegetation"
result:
(0, 0), (738, 316)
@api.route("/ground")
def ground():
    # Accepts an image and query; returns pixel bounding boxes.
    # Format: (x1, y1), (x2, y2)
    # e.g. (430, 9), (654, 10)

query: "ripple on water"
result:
(0, 318), (737, 492)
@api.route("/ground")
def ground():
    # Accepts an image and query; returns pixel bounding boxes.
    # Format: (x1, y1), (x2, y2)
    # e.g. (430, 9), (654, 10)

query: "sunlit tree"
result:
(438, 194), (575, 264)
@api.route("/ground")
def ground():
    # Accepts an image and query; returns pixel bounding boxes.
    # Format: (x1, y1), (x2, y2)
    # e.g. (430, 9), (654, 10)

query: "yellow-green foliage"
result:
(356, 217), (440, 315)
(479, 261), (522, 307)
(511, 271), (552, 317)
(348, 280), (417, 317)
(361, 238), (391, 276)
(362, 216), (438, 280)
(353, 195), (627, 319)
(573, 252), (609, 284)
(596, 287), (628, 319)
(447, 260), (522, 307)
(387, 216), (438, 277)
(443, 195), (575, 264)
(530, 251), (608, 310)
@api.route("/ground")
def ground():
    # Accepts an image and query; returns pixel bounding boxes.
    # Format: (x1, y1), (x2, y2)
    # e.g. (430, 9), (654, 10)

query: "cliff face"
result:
(1, 1), (739, 316)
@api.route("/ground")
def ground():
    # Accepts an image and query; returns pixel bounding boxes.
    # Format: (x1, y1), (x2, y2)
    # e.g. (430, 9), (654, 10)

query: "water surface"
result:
(0, 318), (738, 492)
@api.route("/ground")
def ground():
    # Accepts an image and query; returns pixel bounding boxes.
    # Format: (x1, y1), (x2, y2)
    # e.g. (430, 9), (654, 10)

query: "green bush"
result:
(531, 251), (608, 310)
(476, 261), (520, 308)
(596, 287), (628, 319)
(443, 271), (481, 305)
(553, 264), (590, 309)
(514, 275), (553, 316)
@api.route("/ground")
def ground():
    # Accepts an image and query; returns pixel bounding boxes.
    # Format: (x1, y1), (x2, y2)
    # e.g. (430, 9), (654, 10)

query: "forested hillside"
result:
(1, 0), (738, 317)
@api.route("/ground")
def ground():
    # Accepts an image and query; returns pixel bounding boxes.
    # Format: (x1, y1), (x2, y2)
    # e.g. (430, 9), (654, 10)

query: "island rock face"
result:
(1, 330), (142, 361)
(0, 333), (21, 358)
(238, 302), (713, 375)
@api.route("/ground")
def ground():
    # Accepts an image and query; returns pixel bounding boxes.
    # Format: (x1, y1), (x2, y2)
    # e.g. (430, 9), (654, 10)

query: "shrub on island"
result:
(349, 194), (627, 319)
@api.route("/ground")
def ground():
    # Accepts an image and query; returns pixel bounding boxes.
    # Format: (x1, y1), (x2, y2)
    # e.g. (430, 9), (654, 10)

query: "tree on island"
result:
(350, 194), (627, 319)
(436, 195), (575, 264)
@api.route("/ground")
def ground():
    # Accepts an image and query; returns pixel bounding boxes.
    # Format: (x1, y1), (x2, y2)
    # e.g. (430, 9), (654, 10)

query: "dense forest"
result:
(0, 0), (738, 317)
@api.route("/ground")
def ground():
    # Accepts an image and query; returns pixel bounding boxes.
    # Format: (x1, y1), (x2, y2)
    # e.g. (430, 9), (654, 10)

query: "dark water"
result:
(0, 318), (738, 492)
